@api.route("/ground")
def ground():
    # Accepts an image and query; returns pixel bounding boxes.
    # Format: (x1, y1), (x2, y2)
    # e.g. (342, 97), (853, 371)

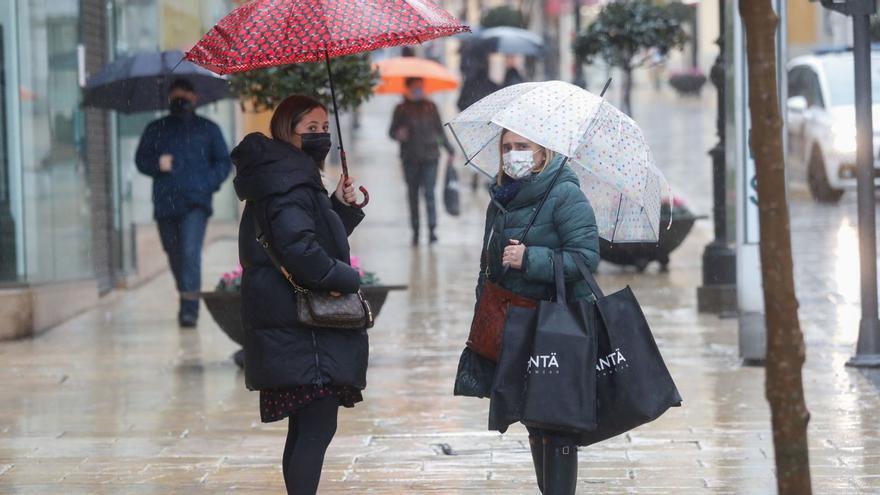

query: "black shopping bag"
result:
(488, 305), (537, 433)
(454, 347), (496, 398)
(520, 252), (599, 433)
(570, 255), (682, 447)
(444, 165), (461, 216)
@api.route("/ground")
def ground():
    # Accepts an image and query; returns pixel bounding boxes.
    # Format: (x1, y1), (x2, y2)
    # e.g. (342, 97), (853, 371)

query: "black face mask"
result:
(298, 132), (332, 165)
(169, 97), (195, 116)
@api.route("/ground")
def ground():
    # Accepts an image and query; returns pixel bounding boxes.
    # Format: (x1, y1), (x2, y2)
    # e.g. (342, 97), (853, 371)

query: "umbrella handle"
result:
(352, 185), (370, 208)
(340, 148), (369, 209)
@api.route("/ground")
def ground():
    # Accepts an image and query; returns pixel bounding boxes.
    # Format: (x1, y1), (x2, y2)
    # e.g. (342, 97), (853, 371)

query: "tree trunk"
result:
(622, 67), (633, 116)
(738, 2), (813, 494)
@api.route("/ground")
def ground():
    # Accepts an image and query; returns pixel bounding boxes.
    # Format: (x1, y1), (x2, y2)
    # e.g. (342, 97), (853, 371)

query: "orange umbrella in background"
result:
(374, 57), (459, 95)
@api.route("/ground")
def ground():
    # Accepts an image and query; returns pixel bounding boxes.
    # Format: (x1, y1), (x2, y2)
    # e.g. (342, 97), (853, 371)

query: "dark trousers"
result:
(157, 208), (209, 319)
(402, 157), (439, 235)
(283, 396), (339, 495)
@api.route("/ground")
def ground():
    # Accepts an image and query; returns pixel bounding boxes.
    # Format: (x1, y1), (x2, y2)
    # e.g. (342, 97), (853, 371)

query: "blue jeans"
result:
(157, 208), (209, 320)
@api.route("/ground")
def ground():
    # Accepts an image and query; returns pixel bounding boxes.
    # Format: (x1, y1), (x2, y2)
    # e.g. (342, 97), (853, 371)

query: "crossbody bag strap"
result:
(251, 200), (309, 294)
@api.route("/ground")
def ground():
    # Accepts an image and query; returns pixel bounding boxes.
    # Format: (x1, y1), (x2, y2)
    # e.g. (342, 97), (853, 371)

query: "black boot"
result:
(528, 435), (545, 493)
(543, 439), (578, 495)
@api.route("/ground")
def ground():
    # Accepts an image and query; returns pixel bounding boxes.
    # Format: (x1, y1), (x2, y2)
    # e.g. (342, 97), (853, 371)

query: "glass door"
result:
(0, 1), (21, 283)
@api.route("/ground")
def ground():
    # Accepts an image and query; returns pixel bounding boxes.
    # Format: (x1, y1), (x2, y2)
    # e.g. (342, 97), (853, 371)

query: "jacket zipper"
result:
(311, 330), (324, 386)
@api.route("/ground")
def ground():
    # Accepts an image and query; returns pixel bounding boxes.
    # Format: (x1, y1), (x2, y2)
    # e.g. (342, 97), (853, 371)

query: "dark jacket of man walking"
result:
(389, 77), (455, 245)
(135, 78), (232, 327)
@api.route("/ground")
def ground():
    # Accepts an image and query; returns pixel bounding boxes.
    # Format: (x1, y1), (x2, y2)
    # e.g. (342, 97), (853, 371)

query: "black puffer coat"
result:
(232, 132), (368, 392)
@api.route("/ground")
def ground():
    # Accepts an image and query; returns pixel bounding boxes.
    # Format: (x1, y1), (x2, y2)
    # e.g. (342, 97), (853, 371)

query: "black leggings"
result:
(526, 426), (578, 445)
(282, 396), (340, 495)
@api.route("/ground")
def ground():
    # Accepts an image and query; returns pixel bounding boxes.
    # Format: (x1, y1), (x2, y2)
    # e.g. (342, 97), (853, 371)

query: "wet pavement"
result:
(2, 87), (880, 494)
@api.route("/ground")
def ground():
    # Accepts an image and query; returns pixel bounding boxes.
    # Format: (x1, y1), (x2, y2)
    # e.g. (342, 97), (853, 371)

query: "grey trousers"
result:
(402, 157), (439, 234)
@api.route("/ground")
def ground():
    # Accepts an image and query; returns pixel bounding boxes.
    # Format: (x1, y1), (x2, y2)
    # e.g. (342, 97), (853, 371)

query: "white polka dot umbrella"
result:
(447, 80), (670, 243)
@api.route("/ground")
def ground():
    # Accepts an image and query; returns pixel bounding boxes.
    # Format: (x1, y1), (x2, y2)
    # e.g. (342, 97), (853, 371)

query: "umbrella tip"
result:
(599, 78), (612, 97)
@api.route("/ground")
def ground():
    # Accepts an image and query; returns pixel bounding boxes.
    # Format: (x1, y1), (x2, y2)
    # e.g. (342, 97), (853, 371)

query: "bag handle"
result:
(250, 201), (309, 294)
(567, 250), (605, 299)
(552, 250), (567, 304)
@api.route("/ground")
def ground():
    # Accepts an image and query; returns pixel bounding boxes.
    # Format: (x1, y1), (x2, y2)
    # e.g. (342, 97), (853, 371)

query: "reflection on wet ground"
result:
(1, 88), (879, 493)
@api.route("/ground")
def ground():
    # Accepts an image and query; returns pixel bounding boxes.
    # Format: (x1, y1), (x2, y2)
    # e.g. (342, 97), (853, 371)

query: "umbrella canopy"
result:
(374, 57), (459, 94)
(185, 0), (469, 208)
(184, 0), (469, 74)
(447, 81), (669, 243)
(82, 50), (230, 114)
(476, 26), (544, 56)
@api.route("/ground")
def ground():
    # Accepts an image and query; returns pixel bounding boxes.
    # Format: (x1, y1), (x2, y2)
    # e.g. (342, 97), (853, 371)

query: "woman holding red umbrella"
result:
(188, 1), (468, 493)
(232, 95), (368, 494)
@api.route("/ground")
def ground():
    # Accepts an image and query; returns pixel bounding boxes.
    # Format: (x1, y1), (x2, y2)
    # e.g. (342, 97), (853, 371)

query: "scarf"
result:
(492, 178), (524, 206)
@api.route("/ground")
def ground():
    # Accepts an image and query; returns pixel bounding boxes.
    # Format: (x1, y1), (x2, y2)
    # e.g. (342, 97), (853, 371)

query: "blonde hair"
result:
(497, 128), (555, 185)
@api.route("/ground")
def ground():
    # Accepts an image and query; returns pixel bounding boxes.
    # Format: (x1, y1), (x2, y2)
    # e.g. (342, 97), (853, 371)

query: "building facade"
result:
(0, 0), (239, 339)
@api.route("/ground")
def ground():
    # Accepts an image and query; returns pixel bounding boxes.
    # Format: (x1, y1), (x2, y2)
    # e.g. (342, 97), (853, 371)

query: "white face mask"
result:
(502, 150), (536, 179)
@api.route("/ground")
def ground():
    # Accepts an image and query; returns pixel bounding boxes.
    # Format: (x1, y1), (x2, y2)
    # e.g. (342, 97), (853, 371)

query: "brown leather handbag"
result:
(467, 280), (537, 362)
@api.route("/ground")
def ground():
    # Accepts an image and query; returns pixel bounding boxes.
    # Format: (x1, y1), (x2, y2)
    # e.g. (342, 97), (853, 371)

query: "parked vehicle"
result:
(786, 49), (880, 203)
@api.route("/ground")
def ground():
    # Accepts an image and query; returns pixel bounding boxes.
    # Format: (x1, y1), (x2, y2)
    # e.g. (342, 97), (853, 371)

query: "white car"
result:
(786, 50), (880, 203)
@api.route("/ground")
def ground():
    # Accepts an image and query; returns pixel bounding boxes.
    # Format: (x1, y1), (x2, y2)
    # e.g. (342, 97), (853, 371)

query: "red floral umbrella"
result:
(185, 0), (470, 207)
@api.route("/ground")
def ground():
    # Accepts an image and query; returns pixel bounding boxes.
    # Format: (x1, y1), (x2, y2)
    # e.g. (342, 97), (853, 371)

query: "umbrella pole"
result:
(324, 52), (369, 208)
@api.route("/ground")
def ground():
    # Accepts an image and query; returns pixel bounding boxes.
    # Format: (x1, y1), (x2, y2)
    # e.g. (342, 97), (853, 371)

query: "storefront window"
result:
(158, 0), (238, 222)
(17, 0), (92, 282)
(0, 3), (17, 283)
(112, 0), (236, 276)
(112, 0), (161, 274)
(112, 0), (237, 278)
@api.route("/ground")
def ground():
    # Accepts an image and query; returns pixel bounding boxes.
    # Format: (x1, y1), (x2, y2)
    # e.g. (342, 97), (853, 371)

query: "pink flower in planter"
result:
(350, 256), (365, 277)
(222, 263), (243, 281)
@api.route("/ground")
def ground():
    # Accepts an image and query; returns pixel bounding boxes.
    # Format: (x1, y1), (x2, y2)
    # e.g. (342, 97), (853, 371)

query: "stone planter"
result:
(669, 72), (707, 96)
(201, 284), (407, 348)
(599, 200), (706, 272)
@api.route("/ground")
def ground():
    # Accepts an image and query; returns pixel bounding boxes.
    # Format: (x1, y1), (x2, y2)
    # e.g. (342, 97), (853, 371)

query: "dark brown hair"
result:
(270, 95), (327, 145)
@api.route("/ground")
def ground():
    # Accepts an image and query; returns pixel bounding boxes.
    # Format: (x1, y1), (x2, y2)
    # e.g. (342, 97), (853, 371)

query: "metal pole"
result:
(710, 1), (727, 248)
(573, 0), (585, 88)
(697, 0), (737, 314)
(691, 4), (699, 69)
(847, 7), (880, 367)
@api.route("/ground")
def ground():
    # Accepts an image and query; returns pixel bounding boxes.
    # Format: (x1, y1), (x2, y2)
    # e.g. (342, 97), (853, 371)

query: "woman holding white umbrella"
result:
(476, 128), (600, 494)
(451, 81), (668, 494)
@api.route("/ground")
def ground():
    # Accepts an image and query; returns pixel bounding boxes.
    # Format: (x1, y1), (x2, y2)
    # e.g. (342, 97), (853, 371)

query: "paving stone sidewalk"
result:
(1, 88), (879, 494)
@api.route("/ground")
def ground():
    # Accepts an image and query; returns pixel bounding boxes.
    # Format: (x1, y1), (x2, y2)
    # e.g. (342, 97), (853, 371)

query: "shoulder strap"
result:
(251, 200), (309, 293)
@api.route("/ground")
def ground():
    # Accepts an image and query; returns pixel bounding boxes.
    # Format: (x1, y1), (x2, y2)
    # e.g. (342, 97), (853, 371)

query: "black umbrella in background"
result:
(476, 27), (544, 56)
(82, 50), (230, 114)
